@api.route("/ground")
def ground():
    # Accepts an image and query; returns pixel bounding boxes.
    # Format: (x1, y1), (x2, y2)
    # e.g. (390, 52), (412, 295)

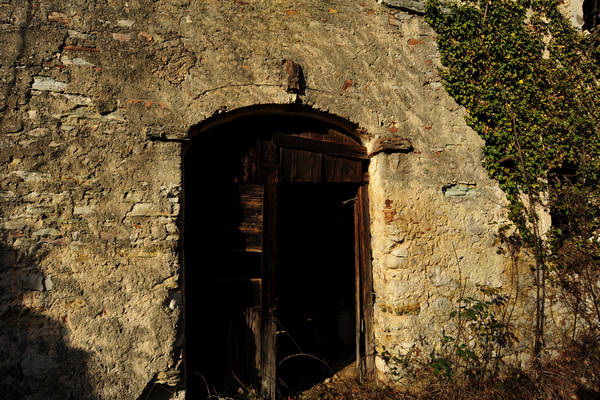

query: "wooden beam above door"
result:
(274, 133), (368, 160)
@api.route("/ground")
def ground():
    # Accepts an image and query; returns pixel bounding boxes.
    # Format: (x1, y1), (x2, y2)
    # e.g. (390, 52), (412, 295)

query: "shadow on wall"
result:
(0, 241), (95, 400)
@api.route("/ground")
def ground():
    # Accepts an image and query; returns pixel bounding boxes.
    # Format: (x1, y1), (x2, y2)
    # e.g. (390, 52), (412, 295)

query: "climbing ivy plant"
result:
(425, 0), (600, 359)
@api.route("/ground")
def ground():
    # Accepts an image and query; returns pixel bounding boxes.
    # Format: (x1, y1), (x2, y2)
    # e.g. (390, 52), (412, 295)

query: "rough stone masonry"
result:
(0, 1), (583, 399)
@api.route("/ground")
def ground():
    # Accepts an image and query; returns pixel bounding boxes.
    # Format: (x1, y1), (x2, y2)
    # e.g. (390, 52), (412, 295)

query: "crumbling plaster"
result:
(0, 0), (573, 399)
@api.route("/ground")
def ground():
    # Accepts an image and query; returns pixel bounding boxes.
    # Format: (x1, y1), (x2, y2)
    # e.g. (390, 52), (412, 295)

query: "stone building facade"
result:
(0, 1), (585, 399)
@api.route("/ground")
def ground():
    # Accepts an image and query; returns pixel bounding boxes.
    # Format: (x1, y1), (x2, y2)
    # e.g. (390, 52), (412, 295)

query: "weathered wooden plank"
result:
(358, 184), (375, 381)
(275, 134), (368, 159)
(323, 155), (364, 182)
(260, 139), (278, 400)
(280, 148), (322, 182)
(261, 311), (276, 398)
(293, 131), (323, 141)
(213, 185), (264, 252)
(240, 147), (259, 184)
(212, 145), (260, 184)
(340, 158), (364, 183)
(220, 283), (262, 393)
(323, 154), (343, 182)
(354, 196), (363, 375)
(245, 305), (262, 387)
(368, 136), (413, 157)
(291, 129), (359, 146)
(326, 129), (360, 145)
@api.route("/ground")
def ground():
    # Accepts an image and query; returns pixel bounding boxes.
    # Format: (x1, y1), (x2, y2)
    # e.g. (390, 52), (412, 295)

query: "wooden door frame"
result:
(184, 112), (375, 399)
(357, 183), (375, 381)
(265, 180), (374, 397)
(260, 139), (278, 399)
(266, 130), (375, 394)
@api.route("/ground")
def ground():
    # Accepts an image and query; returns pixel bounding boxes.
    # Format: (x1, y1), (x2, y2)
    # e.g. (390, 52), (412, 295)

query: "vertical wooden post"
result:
(358, 183), (375, 381)
(353, 198), (363, 379)
(260, 140), (278, 400)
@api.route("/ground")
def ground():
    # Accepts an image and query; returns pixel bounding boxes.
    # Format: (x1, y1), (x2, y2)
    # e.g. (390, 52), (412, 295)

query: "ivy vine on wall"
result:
(425, 0), (600, 358)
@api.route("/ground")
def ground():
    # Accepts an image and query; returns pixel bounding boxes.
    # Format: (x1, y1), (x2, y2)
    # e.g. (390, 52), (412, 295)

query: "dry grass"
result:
(288, 344), (600, 400)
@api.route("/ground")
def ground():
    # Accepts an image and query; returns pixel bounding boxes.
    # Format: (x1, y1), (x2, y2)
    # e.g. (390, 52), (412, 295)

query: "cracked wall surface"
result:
(0, 0), (573, 398)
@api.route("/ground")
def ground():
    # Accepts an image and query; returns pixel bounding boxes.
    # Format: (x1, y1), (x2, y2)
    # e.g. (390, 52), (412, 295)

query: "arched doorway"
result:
(183, 107), (374, 399)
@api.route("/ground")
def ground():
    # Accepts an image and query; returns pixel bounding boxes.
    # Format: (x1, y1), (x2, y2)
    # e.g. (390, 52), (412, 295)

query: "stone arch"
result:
(187, 103), (368, 145)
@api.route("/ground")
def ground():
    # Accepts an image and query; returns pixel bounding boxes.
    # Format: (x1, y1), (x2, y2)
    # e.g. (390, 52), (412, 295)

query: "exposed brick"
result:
(137, 31), (153, 42)
(112, 32), (132, 41)
(47, 11), (70, 24)
(63, 45), (100, 52)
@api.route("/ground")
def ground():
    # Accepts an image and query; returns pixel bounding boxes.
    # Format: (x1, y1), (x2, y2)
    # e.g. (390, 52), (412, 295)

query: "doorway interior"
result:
(276, 183), (357, 394)
(183, 109), (373, 399)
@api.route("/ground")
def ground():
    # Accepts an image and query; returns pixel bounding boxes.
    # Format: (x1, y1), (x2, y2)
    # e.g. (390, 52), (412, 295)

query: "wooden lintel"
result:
(368, 136), (413, 157)
(274, 134), (368, 159)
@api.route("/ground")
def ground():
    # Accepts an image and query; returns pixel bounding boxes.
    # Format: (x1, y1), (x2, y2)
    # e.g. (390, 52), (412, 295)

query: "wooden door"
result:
(212, 184), (264, 388)
(184, 133), (267, 396)
(274, 130), (367, 183)
(186, 124), (372, 399)
(273, 129), (374, 387)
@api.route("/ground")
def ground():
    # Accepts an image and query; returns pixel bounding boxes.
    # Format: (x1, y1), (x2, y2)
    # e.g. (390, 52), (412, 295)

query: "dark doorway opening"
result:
(183, 107), (374, 400)
(276, 183), (358, 394)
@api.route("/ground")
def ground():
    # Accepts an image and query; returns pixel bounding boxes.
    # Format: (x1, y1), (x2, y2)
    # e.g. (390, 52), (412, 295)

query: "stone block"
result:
(31, 77), (67, 93)
(67, 30), (90, 40)
(64, 94), (93, 106)
(385, 253), (408, 269)
(442, 183), (478, 197)
(378, 0), (425, 13)
(74, 205), (95, 215)
(44, 275), (54, 291)
(72, 57), (94, 66)
(127, 203), (164, 216)
(0, 220), (27, 230)
(428, 265), (453, 287)
(32, 228), (61, 238)
(22, 274), (44, 291)
(117, 19), (135, 28)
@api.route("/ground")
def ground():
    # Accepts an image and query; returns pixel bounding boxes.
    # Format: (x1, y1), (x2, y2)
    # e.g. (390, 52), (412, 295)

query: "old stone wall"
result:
(559, 0), (586, 30)
(0, 0), (573, 398)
